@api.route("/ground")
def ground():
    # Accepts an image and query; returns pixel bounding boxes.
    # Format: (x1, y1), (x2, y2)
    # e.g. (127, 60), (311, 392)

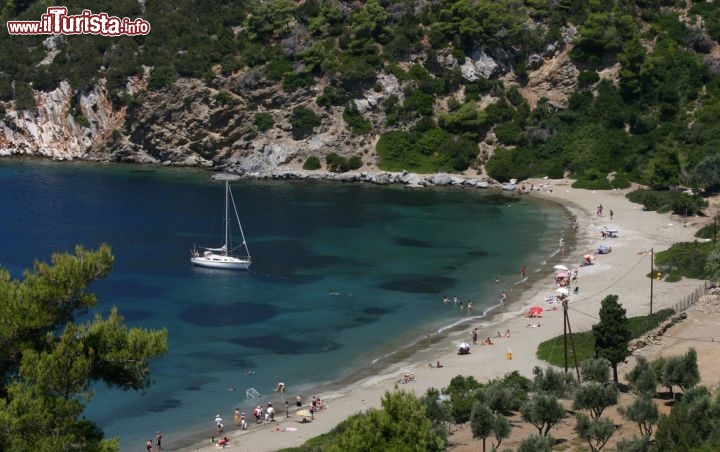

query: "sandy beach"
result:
(175, 179), (714, 452)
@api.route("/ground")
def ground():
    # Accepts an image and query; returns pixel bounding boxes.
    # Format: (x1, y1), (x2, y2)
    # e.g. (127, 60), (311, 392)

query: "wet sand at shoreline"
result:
(174, 178), (711, 451)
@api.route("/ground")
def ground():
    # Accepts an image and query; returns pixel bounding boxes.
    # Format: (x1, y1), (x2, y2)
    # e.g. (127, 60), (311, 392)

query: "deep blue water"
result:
(0, 159), (568, 449)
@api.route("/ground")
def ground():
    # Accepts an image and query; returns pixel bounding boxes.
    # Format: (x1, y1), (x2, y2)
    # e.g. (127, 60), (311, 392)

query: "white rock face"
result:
(460, 52), (500, 81)
(0, 80), (120, 159)
(460, 58), (480, 81)
(471, 51), (500, 79)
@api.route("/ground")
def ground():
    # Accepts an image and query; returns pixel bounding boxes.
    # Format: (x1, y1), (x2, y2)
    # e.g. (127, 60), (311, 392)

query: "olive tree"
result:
(625, 356), (657, 397)
(618, 396), (659, 439)
(573, 382), (619, 419)
(575, 413), (615, 452)
(653, 349), (701, 399)
(520, 392), (566, 437)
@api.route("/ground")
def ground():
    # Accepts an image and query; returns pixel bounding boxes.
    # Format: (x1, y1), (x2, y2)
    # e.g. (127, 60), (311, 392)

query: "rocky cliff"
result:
(1, 44), (583, 175)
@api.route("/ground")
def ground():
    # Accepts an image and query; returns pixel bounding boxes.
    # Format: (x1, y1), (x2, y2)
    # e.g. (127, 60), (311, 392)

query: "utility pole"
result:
(650, 248), (654, 316)
(562, 298), (581, 382)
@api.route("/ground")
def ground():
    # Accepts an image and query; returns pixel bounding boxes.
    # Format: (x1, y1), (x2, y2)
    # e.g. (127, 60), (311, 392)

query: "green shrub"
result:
(403, 90), (435, 117)
(265, 58), (293, 81)
(610, 173), (632, 189)
(290, 106), (321, 140)
(254, 112), (274, 132)
(572, 177), (613, 190)
(654, 241), (714, 281)
(626, 189), (707, 215)
(302, 156), (321, 170)
(347, 155), (363, 170)
(342, 102), (372, 134)
(148, 65), (176, 90)
(578, 71), (600, 88)
(486, 148), (533, 182)
(282, 72), (314, 92)
(494, 122), (525, 145)
(14, 82), (35, 110)
(316, 86), (349, 108)
(213, 90), (236, 105)
(325, 152), (361, 173)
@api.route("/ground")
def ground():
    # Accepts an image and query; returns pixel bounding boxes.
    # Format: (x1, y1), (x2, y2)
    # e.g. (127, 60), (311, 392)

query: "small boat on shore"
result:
(191, 179), (251, 270)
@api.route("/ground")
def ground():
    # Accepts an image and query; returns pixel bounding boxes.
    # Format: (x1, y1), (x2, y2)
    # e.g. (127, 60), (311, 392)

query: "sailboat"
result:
(191, 179), (251, 270)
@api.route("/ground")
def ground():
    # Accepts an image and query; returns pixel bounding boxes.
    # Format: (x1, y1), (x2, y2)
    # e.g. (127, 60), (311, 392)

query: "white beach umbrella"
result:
(457, 341), (471, 349)
(553, 264), (569, 271)
(555, 287), (569, 295)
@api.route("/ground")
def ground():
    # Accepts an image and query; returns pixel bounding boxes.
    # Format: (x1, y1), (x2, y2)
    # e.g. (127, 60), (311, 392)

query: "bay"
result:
(0, 159), (568, 449)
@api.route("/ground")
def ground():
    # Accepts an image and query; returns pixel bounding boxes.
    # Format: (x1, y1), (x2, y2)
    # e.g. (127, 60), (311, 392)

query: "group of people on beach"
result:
(202, 392), (328, 448)
(472, 326), (511, 346)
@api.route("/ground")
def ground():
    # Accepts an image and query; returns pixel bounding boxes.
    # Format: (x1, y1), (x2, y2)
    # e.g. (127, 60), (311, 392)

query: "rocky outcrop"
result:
(242, 168), (496, 189)
(0, 80), (123, 159)
(0, 42), (579, 173)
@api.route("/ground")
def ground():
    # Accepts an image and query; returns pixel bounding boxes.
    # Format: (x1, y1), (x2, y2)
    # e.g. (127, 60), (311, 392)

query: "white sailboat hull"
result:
(191, 178), (252, 271)
(191, 254), (251, 270)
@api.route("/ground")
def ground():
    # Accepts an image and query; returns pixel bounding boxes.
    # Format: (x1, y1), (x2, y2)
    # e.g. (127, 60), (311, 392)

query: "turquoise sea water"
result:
(0, 160), (568, 450)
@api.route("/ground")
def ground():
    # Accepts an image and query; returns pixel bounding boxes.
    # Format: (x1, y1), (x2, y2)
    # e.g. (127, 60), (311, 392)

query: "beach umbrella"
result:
(296, 409), (312, 418)
(457, 341), (471, 349)
(556, 287), (569, 295)
(529, 306), (543, 315)
(555, 270), (569, 278)
(553, 264), (568, 271)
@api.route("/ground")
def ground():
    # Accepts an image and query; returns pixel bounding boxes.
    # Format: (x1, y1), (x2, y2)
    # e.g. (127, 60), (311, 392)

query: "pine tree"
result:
(0, 245), (167, 451)
(592, 294), (631, 383)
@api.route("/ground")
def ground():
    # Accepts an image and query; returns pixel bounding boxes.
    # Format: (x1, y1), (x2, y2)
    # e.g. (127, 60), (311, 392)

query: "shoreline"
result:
(166, 224), (570, 450)
(174, 177), (707, 452)
(4, 157), (711, 450)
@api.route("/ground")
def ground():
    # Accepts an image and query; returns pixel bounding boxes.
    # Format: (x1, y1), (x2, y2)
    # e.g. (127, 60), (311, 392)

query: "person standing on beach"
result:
(156, 431), (162, 450)
(500, 292), (507, 304)
(214, 414), (224, 434)
(472, 327), (478, 344)
(234, 408), (241, 426)
(610, 209), (614, 219)
(520, 265), (527, 280)
(146, 439), (153, 451)
(459, 301), (464, 311)
(467, 301), (472, 313)
(285, 400), (289, 417)
(296, 394), (303, 410)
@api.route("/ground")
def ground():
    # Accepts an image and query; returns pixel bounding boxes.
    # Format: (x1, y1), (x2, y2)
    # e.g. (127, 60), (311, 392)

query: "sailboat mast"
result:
(224, 180), (229, 255)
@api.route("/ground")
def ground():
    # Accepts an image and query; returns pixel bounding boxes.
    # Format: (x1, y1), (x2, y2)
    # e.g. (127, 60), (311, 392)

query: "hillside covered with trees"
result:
(1, 0), (720, 193)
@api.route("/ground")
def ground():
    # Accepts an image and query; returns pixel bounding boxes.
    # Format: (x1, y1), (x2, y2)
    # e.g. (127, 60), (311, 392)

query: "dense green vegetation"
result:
(0, 246), (167, 450)
(626, 189), (708, 215)
(3, 0), (720, 188)
(654, 241), (715, 281)
(537, 308), (674, 367)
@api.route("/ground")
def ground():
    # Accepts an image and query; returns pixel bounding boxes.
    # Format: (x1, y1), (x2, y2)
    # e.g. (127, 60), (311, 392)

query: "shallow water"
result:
(0, 159), (568, 449)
